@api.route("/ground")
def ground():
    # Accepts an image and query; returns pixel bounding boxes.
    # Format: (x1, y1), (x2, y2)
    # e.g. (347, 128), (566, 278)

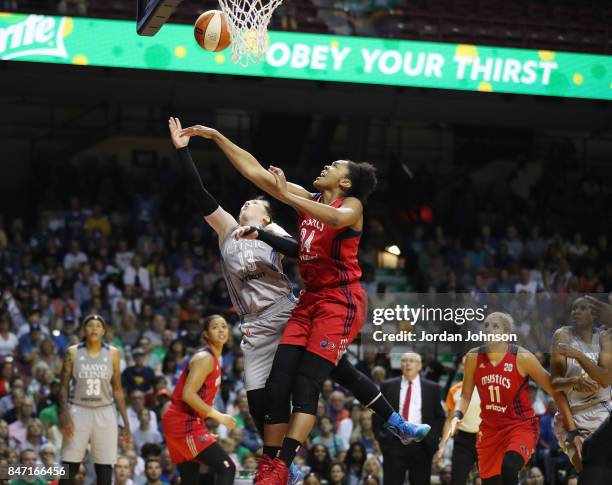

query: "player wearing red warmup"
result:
(446, 312), (577, 485)
(161, 315), (236, 485)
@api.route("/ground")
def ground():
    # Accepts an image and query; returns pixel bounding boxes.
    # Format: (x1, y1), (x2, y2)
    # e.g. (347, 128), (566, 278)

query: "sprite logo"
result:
(0, 14), (67, 60)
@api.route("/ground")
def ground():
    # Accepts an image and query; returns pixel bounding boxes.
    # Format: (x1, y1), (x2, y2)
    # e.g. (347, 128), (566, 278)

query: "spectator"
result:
(114, 456), (135, 485)
(328, 461), (347, 485)
(303, 473), (323, 485)
(85, 204), (112, 238)
(344, 442), (367, 485)
(18, 418), (47, 453)
(0, 313), (18, 357)
(124, 255), (151, 293)
(8, 397), (35, 446)
(122, 348), (156, 394)
(11, 449), (47, 485)
(370, 366), (387, 387)
(242, 452), (258, 472)
(362, 457), (383, 483)
(62, 240), (87, 272)
(133, 407), (164, 453)
(374, 352), (445, 485)
(1, 385), (25, 424)
(350, 409), (377, 455)
(39, 443), (58, 466)
(312, 415), (347, 460)
(306, 444), (332, 482)
(327, 390), (351, 434)
(174, 258), (199, 290)
(141, 457), (168, 485)
(159, 448), (179, 484)
(127, 390), (159, 433)
(0, 360), (14, 398)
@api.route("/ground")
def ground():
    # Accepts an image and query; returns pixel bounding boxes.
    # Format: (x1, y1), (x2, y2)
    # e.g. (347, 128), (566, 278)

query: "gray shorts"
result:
(61, 404), (118, 465)
(554, 400), (612, 460)
(240, 296), (296, 391)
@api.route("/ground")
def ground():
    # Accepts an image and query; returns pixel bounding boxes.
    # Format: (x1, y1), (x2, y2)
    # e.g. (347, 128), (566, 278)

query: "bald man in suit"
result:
(374, 352), (445, 485)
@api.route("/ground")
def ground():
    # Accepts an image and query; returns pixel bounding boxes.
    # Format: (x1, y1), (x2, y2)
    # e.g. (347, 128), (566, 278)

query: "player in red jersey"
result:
(446, 312), (577, 485)
(161, 315), (237, 485)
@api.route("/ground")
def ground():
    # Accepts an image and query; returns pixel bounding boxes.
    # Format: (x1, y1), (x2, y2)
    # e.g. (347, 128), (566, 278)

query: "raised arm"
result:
(558, 331), (612, 388)
(179, 125), (312, 199)
(182, 352), (237, 430)
(518, 350), (577, 430)
(112, 347), (132, 447)
(170, 117), (237, 241)
(550, 328), (578, 392)
(58, 345), (75, 438)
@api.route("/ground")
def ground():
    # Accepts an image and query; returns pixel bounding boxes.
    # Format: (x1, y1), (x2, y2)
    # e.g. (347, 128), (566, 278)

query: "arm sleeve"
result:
(256, 230), (299, 257)
(177, 147), (220, 217)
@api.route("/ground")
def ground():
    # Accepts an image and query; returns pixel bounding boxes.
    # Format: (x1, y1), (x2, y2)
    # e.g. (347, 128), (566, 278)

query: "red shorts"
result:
(161, 404), (217, 464)
(280, 283), (367, 364)
(477, 418), (539, 479)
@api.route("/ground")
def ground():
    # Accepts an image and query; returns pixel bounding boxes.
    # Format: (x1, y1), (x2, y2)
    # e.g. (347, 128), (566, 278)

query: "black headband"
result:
(82, 314), (106, 327)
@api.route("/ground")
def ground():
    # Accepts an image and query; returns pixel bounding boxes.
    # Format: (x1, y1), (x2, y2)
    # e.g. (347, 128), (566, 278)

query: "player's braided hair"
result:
(345, 161), (378, 203)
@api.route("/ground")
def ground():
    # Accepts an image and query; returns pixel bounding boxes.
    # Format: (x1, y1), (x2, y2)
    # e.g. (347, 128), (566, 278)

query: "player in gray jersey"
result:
(170, 118), (430, 484)
(551, 296), (612, 472)
(58, 314), (131, 485)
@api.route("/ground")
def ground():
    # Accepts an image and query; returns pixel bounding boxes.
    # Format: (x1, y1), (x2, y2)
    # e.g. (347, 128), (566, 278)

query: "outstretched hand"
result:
(268, 165), (289, 199)
(179, 125), (219, 140)
(169, 117), (189, 149)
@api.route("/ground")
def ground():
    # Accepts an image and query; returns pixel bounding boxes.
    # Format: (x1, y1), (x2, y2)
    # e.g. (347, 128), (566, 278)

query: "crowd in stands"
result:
(0, 144), (609, 485)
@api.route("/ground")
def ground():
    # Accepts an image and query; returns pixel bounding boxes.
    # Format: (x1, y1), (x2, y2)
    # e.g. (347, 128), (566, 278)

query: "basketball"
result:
(194, 10), (231, 52)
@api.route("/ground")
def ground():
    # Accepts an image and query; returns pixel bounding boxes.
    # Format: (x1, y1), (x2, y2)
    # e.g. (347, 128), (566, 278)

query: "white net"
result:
(218, 0), (284, 66)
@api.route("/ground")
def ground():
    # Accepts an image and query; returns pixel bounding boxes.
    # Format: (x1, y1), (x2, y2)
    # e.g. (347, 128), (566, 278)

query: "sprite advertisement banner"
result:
(1, 11), (612, 100)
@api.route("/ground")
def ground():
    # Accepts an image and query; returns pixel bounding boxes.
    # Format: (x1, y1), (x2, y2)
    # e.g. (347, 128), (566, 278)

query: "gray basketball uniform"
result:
(220, 224), (297, 391)
(554, 328), (612, 459)
(61, 342), (118, 465)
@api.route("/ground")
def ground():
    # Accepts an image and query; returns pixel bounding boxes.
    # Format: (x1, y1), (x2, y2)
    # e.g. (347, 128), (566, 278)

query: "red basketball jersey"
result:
(170, 347), (221, 416)
(474, 344), (535, 428)
(297, 194), (362, 290)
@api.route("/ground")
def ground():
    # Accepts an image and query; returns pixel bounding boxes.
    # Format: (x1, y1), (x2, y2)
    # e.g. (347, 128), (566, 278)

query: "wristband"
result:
(453, 410), (464, 420)
(244, 226), (258, 237)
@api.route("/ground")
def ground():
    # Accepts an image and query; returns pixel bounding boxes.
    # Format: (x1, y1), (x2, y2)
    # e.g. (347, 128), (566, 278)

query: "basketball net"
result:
(218, 0), (283, 66)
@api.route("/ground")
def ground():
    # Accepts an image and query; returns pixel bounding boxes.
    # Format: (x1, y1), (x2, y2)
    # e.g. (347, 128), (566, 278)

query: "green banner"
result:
(1, 11), (611, 100)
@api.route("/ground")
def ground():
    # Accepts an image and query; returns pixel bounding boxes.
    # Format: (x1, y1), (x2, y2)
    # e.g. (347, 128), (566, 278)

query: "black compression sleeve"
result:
(177, 147), (220, 216)
(256, 229), (299, 257)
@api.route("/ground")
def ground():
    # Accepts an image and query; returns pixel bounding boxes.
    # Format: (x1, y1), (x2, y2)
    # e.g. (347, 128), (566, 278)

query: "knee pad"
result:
(246, 388), (266, 435)
(291, 354), (334, 415)
(263, 368), (293, 424)
(292, 372), (322, 415)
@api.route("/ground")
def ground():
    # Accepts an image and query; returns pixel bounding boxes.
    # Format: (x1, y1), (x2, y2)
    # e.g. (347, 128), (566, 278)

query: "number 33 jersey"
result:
(474, 344), (535, 428)
(71, 342), (114, 407)
(297, 194), (362, 291)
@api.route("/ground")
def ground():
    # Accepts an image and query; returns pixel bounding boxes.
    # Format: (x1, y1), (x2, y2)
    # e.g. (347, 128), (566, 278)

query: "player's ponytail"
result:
(345, 161), (378, 203)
